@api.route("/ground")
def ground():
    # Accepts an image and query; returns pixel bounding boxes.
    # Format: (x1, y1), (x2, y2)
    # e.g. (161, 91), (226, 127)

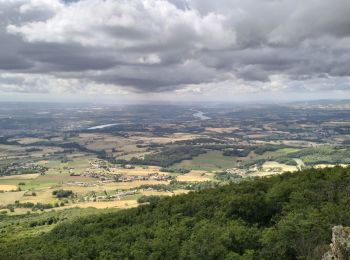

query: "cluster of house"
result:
(68, 159), (172, 185)
(67, 181), (100, 187)
(78, 171), (171, 182)
(115, 173), (171, 182)
(0, 162), (47, 176)
(88, 159), (108, 169)
(82, 189), (138, 202)
(226, 167), (250, 177)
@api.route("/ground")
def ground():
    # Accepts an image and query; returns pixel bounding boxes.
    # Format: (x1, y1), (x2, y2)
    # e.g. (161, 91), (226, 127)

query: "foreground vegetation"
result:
(1, 166), (350, 259)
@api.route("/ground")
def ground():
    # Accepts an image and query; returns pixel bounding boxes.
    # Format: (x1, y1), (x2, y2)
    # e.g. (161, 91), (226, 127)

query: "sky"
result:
(0, 0), (350, 103)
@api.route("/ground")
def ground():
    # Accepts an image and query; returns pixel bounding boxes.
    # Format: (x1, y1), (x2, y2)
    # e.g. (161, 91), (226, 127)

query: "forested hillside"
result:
(2, 167), (350, 259)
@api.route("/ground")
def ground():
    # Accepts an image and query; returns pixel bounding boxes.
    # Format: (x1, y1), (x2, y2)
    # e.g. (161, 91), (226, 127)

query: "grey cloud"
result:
(236, 66), (270, 82)
(21, 42), (118, 72)
(0, 33), (34, 70)
(103, 26), (150, 40)
(0, 56), (32, 70)
(0, 0), (350, 95)
(269, 0), (350, 45)
(91, 60), (218, 92)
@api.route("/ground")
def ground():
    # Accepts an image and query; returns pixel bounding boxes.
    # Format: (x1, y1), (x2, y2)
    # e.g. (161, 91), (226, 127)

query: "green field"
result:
(288, 146), (350, 165)
(174, 151), (237, 171)
(276, 147), (301, 154)
(174, 147), (304, 171)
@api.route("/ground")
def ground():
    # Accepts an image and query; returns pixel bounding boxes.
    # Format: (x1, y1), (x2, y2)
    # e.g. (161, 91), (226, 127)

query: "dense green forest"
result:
(1, 166), (350, 259)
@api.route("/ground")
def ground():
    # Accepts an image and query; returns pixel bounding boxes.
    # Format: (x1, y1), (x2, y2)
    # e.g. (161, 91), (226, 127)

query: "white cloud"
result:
(7, 0), (236, 49)
(19, 0), (63, 14)
(138, 54), (161, 64)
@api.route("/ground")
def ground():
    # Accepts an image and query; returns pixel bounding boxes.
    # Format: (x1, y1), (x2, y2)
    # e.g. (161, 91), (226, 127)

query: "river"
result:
(87, 123), (119, 130)
(193, 111), (211, 120)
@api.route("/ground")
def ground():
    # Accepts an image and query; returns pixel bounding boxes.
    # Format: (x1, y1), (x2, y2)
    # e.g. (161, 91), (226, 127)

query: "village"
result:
(80, 189), (139, 203)
(0, 162), (47, 177)
(67, 159), (171, 187)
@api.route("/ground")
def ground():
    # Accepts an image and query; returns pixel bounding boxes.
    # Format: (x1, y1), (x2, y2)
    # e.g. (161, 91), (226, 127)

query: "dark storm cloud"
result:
(21, 43), (118, 72)
(0, 56), (32, 70)
(0, 0), (350, 95)
(92, 60), (218, 92)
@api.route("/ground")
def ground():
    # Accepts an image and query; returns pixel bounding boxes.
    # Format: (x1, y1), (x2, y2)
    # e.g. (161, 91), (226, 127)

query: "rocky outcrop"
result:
(323, 226), (350, 260)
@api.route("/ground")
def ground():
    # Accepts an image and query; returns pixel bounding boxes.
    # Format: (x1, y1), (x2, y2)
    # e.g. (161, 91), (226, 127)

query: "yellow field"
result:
(20, 189), (57, 204)
(313, 164), (348, 169)
(110, 166), (162, 176)
(0, 191), (25, 205)
(105, 180), (170, 190)
(66, 200), (138, 209)
(140, 189), (189, 196)
(0, 174), (40, 180)
(262, 161), (298, 172)
(140, 190), (173, 196)
(172, 189), (191, 195)
(205, 127), (239, 133)
(176, 170), (213, 182)
(249, 171), (284, 177)
(0, 185), (17, 191)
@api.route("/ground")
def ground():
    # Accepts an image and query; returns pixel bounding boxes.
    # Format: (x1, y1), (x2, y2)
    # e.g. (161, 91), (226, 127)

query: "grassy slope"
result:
(0, 208), (120, 243)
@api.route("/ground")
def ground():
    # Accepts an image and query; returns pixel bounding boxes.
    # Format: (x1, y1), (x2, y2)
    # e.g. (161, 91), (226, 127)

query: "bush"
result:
(160, 167), (190, 174)
(137, 195), (161, 205)
(52, 190), (73, 198)
(214, 172), (241, 182)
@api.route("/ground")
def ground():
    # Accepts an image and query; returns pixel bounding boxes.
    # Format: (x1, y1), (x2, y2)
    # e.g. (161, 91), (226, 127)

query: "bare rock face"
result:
(323, 226), (350, 260)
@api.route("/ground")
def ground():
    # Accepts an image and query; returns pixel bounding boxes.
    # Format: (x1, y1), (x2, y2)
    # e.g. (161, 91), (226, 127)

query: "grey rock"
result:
(323, 226), (350, 260)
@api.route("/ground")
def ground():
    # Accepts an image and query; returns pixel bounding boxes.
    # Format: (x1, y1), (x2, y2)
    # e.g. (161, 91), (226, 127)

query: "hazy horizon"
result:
(1, 97), (350, 105)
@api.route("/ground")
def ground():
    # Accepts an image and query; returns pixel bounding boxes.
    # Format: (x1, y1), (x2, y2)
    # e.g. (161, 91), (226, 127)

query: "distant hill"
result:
(2, 166), (350, 259)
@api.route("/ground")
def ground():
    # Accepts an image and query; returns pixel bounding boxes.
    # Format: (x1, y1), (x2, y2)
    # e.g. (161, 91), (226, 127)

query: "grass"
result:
(173, 148), (304, 171)
(277, 148), (301, 154)
(174, 151), (237, 171)
(0, 207), (121, 243)
(0, 185), (17, 191)
(66, 200), (138, 209)
(289, 146), (350, 165)
(0, 191), (25, 206)
(122, 193), (142, 200)
(176, 170), (214, 182)
(37, 159), (63, 168)
(262, 161), (298, 172)
(0, 177), (56, 192)
(20, 189), (58, 204)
